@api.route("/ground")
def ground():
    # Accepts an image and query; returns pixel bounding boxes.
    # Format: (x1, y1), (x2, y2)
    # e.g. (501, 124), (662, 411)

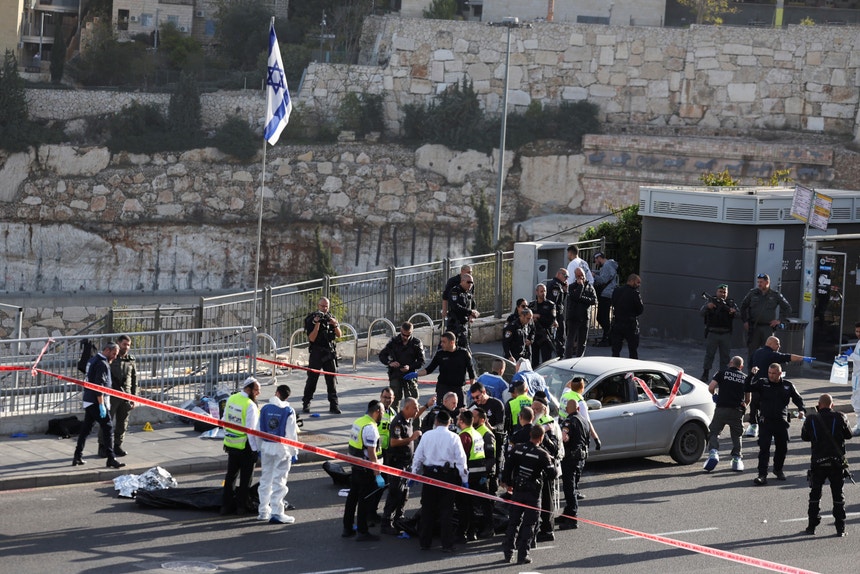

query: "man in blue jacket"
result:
(73, 342), (124, 469)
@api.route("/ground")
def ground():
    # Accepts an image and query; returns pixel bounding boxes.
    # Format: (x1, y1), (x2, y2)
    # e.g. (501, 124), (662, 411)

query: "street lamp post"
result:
(492, 16), (520, 248)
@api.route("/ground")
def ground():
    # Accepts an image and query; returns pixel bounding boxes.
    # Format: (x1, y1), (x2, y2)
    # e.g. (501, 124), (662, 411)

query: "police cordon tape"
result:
(25, 362), (819, 574)
(256, 355), (436, 386)
(628, 371), (683, 410)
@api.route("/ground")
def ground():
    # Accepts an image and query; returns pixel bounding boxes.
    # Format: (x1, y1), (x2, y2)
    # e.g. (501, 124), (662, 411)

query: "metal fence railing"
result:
(194, 251), (514, 352)
(0, 327), (254, 417)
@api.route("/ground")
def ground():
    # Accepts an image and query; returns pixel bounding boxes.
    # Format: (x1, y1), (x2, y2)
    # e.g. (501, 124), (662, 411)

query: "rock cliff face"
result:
(0, 143), (523, 295)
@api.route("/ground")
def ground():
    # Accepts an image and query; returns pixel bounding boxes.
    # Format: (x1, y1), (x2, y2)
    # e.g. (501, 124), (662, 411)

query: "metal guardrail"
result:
(0, 327), (255, 417)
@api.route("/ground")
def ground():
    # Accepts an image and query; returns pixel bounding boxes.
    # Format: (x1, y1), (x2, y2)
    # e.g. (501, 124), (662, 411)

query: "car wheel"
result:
(669, 422), (706, 465)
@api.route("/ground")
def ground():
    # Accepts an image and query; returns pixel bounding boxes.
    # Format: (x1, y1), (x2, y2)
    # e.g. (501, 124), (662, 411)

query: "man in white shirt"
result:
(412, 410), (468, 552)
(566, 245), (594, 285)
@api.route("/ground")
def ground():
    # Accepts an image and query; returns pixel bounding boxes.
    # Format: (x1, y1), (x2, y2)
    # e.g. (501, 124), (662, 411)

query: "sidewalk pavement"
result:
(0, 336), (854, 491)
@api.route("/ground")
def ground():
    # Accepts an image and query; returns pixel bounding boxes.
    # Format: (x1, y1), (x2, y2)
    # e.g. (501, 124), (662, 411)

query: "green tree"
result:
(158, 22), (203, 71)
(424, 0), (458, 19)
(215, 0), (271, 69)
(580, 205), (642, 278)
(676, 0), (738, 25)
(472, 194), (494, 254)
(169, 71), (202, 141)
(50, 15), (66, 84)
(0, 50), (31, 152)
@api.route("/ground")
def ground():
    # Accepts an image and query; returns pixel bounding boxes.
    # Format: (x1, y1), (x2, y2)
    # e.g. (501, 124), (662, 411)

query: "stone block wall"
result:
(303, 16), (860, 139)
(26, 90), (265, 131)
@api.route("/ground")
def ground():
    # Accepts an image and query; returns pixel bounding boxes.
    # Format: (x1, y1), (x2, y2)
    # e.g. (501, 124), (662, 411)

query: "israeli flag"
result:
(264, 22), (291, 146)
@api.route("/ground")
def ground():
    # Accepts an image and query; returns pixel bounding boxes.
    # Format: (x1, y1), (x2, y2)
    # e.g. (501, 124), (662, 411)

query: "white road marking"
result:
(300, 569), (365, 574)
(609, 527), (719, 541)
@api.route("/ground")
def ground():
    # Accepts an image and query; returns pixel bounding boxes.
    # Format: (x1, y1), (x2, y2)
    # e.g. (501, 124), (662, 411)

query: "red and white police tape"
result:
(24, 361), (818, 574)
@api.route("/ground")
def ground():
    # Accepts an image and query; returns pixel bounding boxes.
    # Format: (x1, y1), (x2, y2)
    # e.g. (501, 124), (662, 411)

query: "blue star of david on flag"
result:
(264, 22), (291, 145)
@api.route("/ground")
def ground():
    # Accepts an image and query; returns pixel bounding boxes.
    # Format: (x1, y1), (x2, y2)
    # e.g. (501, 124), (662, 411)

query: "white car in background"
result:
(535, 357), (715, 465)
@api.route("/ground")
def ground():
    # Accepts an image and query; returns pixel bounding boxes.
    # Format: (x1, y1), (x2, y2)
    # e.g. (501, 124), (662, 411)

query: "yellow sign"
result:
(143, 422), (154, 431)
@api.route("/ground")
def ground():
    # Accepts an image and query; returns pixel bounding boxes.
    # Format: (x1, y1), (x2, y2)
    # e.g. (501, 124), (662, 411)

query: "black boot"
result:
(806, 501), (821, 535)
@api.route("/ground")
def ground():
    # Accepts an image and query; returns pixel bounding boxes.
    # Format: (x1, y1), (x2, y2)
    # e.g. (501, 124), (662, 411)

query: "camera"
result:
(314, 311), (333, 324)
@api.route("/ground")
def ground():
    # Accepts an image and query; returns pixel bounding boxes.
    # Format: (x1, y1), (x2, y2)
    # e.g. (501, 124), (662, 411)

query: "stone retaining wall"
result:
(309, 16), (860, 139)
(26, 90), (264, 131)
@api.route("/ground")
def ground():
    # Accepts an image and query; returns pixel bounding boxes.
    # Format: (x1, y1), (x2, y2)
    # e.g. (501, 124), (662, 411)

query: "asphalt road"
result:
(3, 423), (859, 574)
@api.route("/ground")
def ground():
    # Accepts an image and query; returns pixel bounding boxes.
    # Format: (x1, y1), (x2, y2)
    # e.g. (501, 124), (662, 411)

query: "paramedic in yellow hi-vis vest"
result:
(342, 400), (385, 541)
(221, 377), (261, 515)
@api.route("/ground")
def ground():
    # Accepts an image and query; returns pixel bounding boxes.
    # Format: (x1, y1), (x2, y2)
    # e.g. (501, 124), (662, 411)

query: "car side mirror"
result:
(586, 399), (602, 411)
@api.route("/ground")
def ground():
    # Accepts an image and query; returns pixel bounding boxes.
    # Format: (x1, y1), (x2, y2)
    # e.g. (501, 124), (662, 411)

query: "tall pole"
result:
(493, 19), (515, 248)
(252, 16), (277, 331)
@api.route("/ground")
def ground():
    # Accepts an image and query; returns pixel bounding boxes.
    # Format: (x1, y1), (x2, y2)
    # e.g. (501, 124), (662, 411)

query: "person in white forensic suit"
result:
(257, 384), (299, 523)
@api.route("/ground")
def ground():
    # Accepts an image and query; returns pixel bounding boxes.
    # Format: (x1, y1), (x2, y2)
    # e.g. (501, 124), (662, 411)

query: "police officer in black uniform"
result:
(700, 283), (739, 381)
(748, 363), (805, 485)
(558, 397), (589, 530)
(610, 274), (644, 359)
(381, 398), (423, 535)
(801, 393), (852, 536)
(529, 284), (557, 367)
(546, 268), (569, 358)
(379, 321), (426, 410)
(446, 273), (479, 351)
(503, 307), (533, 362)
(302, 297), (342, 414)
(501, 425), (557, 565)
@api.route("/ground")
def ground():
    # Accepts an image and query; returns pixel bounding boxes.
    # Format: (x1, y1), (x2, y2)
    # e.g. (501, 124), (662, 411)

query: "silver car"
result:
(535, 357), (715, 465)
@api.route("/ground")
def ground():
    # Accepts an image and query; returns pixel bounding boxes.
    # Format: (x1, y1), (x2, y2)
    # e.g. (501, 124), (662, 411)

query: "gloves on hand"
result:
(594, 438), (602, 451)
(406, 479), (413, 488)
(462, 481), (469, 489)
(291, 455), (298, 463)
(712, 394), (718, 404)
(375, 474), (386, 488)
(479, 476), (488, 486)
(803, 356), (815, 363)
(403, 371), (418, 381)
(98, 404), (107, 419)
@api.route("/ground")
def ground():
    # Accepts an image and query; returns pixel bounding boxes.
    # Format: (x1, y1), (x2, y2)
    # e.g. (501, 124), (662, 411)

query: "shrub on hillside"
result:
(212, 116), (258, 160)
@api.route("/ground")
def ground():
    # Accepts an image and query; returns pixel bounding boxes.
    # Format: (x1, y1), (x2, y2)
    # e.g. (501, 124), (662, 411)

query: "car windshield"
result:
(535, 363), (595, 399)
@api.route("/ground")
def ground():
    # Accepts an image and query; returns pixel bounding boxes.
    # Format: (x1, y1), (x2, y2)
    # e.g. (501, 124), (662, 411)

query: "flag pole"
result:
(251, 19), (275, 332)
(255, 17), (291, 334)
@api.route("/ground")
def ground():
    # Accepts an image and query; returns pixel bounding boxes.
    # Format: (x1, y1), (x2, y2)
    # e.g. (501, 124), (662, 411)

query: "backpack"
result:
(47, 415), (82, 438)
(77, 339), (97, 374)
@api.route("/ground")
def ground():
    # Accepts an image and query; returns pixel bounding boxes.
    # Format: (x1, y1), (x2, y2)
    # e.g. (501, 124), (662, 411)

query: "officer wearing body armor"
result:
(801, 393), (852, 536)
(472, 407), (498, 535)
(381, 398), (423, 536)
(501, 425), (558, 565)
(302, 297), (342, 414)
(700, 284), (739, 381)
(532, 393), (561, 542)
(740, 273), (792, 365)
(379, 321), (426, 410)
(546, 268), (569, 358)
(558, 397), (589, 530)
(503, 307), (533, 363)
(446, 273), (480, 350)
